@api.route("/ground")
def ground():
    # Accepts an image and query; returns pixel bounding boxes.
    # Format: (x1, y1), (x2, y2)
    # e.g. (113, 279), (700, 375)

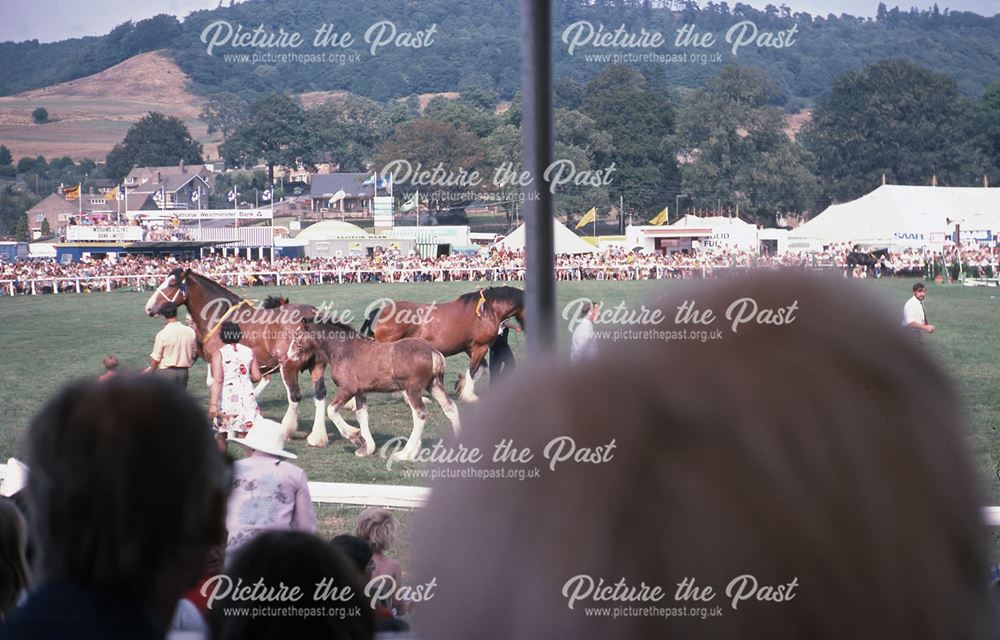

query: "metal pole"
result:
(521, 0), (556, 355)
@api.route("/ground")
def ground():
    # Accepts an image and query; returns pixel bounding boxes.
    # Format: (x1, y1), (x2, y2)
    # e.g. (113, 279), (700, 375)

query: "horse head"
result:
(287, 318), (315, 361)
(287, 318), (356, 361)
(144, 268), (190, 317)
(487, 286), (526, 329)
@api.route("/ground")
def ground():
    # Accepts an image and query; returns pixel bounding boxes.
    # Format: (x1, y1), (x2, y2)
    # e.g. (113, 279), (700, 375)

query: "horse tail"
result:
(360, 303), (383, 338)
(431, 349), (447, 385)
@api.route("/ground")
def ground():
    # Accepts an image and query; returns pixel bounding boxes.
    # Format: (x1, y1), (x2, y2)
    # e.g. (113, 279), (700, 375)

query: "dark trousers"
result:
(157, 367), (189, 389)
(489, 332), (516, 381)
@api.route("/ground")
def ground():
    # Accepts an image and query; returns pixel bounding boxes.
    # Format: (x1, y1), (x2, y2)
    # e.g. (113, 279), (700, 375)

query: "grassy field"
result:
(1, 277), (999, 508)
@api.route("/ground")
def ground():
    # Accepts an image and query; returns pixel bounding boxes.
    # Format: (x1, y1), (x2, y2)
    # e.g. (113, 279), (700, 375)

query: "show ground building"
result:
(626, 215), (788, 255)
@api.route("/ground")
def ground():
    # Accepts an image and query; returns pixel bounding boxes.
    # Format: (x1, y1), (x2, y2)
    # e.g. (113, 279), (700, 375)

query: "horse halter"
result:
(155, 277), (188, 305)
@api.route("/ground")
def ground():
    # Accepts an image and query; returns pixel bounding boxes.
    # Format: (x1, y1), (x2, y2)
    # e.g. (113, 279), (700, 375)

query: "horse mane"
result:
(186, 272), (241, 304)
(262, 295), (289, 309)
(458, 286), (524, 307)
(308, 318), (360, 337)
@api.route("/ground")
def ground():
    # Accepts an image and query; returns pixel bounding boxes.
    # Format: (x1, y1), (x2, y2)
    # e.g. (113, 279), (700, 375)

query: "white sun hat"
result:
(229, 418), (297, 459)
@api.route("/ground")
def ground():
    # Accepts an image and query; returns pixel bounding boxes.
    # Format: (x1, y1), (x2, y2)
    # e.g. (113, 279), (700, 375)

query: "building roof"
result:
(295, 220), (369, 240)
(126, 163), (215, 193)
(27, 193), (77, 216)
(309, 173), (375, 199)
(497, 219), (596, 254)
(790, 184), (1000, 248)
(27, 190), (158, 219)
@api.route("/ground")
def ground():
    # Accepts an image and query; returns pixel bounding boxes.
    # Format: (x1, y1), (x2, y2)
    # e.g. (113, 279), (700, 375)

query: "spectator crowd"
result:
(5, 244), (997, 295)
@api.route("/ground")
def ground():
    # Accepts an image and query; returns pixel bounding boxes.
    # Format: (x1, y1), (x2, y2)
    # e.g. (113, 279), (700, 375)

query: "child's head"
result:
(102, 355), (119, 372)
(355, 507), (396, 554)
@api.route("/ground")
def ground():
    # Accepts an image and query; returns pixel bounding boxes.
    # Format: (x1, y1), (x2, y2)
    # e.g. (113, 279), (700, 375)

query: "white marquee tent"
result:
(496, 218), (597, 254)
(789, 185), (1000, 250)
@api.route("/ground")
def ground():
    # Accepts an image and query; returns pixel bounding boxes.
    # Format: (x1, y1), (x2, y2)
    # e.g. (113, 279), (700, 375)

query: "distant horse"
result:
(288, 318), (460, 460)
(360, 286), (525, 402)
(846, 248), (892, 277)
(144, 269), (364, 448)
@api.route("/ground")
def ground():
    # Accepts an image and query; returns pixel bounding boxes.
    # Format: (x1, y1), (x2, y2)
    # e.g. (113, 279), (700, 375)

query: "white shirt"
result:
(903, 296), (926, 327)
(570, 318), (597, 362)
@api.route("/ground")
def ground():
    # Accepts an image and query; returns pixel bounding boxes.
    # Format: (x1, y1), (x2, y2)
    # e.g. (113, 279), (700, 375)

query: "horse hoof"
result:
(355, 446), (375, 458)
(306, 435), (329, 448)
(391, 449), (417, 462)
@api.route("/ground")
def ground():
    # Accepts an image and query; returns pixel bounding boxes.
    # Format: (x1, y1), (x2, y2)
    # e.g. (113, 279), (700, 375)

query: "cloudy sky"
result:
(0, 0), (998, 43)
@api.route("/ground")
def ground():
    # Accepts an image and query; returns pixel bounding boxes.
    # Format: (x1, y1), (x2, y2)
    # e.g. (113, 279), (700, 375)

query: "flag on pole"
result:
(104, 186), (118, 201)
(261, 188), (272, 202)
(649, 207), (668, 225)
(191, 189), (200, 203)
(400, 192), (418, 212)
(64, 184), (80, 201)
(227, 187), (238, 203)
(576, 207), (596, 229)
(153, 188), (164, 204)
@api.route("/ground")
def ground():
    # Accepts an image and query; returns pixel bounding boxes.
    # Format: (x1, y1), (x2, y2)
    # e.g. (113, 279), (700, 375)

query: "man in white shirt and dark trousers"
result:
(903, 283), (935, 343)
(571, 301), (600, 362)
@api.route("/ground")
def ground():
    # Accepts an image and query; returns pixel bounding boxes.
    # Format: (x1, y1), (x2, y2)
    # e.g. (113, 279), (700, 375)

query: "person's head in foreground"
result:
(355, 507), (396, 554)
(0, 497), (30, 618)
(209, 530), (374, 640)
(220, 321), (241, 345)
(414, 271), (994, 639)
(6, 375), (228, 637)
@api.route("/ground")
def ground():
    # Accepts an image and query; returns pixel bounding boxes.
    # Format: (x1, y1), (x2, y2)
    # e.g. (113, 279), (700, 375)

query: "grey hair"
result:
(26, 375), (227, 600)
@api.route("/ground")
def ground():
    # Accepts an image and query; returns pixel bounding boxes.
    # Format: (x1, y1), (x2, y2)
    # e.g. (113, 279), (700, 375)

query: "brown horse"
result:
(288, 318), (460, 460)
(144, 268), (364, 448)
(360, 286), (525, 402)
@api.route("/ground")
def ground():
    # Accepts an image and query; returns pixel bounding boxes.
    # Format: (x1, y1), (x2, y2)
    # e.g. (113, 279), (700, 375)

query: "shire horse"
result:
(144, 269), (365, 448)
(288, 319), (460, 460)
(845, 248), (892, 277)
(360, 286), (525, 402)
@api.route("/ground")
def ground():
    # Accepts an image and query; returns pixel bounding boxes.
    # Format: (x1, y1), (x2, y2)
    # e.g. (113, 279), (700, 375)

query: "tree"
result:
(375, 119), (486, 204)
(220, 95), (307, 186)
(582, 65), (680, 220)
(802, 59), (985, 201)
(0, 146), (13, 179)
(675, 64), (818, 224)
(976, 81), (1000, 177)
(32, 107), (49, 124)
(105, 112), (203, 181)
(423, 97), (498, 139)
(199, 93), (250, 140)
(14, 216), (29, 242)
(40, 218), (50, 237)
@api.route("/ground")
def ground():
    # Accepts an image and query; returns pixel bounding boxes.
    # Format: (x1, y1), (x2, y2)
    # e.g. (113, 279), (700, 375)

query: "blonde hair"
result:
(355, 507), (396, 554)
(414, 272), (993, 639)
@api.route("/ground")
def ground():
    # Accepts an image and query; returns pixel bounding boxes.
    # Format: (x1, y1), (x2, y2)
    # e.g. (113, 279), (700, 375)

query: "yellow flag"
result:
(64, 184), (80, 201)
(649, 207), (668, 225)
(104, 186), (118, 201)
(575, 207), (596, 229)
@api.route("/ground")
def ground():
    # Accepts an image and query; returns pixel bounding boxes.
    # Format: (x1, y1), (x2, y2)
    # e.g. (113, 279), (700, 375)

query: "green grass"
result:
(1, 278), (999, 508)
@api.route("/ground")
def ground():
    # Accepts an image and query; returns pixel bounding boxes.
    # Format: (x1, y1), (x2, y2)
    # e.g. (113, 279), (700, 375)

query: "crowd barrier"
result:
(0, 264), (842, 296)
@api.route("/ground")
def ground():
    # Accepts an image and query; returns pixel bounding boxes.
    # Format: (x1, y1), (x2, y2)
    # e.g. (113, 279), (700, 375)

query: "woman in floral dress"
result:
(209, 321), (262, 438)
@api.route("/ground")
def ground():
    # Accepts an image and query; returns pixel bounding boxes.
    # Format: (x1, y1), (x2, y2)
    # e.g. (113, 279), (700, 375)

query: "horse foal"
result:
(288, 320), (460, 461)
